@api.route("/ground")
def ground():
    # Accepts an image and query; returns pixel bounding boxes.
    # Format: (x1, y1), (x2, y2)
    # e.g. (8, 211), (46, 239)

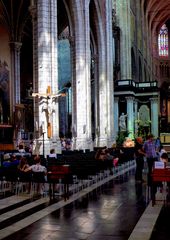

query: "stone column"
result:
(35, 0), (60, 155)
(97, 5), (110, 147)
(50, 0), (60, 153)
(114, 97), (119, 139)
(29, 2), (38, 139)
(134, 99), (138, 136)
(72, 0), (92, 150)
(116, 0), (131, 80)
(9, 42), (22, 106)
(150, 97), (159, 137)
(105, 0), (115, 147)
(126, 96), (134, 139)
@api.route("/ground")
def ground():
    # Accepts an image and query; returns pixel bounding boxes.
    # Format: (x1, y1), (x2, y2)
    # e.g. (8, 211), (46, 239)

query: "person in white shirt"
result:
(25, 155), (47, 195)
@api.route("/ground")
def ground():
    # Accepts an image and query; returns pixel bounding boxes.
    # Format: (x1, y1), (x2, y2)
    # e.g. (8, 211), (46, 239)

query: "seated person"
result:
(2, 154), (20, 168)
(95, 149), (107, 161)
(18, 157), (31, 192)
(49, 148), (57, 158)
(160, 152), (168, 165)
(18, 156), (30, 172)
(25, 155), (47, 195)
(25, 155), (47, 173)
(18, 144), (26, 153)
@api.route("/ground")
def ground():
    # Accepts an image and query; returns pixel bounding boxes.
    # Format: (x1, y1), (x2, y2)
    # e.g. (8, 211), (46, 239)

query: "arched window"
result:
(158, 24), (168, 57)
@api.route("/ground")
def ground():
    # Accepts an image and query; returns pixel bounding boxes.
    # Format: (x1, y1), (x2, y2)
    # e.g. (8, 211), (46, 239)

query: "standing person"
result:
(155, 137), (162, 153)
(134, 137), (145, 183)
(143, 134), (158, 186)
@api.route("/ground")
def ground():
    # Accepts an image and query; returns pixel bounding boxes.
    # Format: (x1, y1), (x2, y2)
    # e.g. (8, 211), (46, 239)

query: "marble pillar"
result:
(9, 42), (22, 106)
(126, 96), (134, 139)
(134, 100), (138, 136)
(72, 0), (92, 150)
(150, 97), (159, 137)
(116, 0), (131, 80)
(34, 0), (60, 156)
(114, 97), (119, 139)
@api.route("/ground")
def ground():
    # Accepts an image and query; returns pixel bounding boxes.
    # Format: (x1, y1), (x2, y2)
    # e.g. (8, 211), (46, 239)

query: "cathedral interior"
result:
(0, 0), (170, 153)
(0, 1), (170, 239)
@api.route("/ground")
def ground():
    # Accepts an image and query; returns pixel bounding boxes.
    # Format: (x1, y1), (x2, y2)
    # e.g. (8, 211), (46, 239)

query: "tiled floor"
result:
(150, 203), (170, 240)
(0, 163), (165, 240)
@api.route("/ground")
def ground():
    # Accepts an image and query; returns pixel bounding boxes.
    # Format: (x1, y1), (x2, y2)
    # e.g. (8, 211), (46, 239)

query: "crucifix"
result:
(32, 85), (65, 138)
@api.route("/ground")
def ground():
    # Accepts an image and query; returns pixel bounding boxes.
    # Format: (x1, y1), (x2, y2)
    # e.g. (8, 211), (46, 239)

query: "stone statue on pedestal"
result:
(119, 113), (127, 131)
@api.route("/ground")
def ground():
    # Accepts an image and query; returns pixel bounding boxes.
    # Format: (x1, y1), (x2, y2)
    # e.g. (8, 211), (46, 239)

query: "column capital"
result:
(114, 97), (119, 103)
(125, 96), (134, 102)
(150, 97), (158, 103)
(9, 42), (22, 52)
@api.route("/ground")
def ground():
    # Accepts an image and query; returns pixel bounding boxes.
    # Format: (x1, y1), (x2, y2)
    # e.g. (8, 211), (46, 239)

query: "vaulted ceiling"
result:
(0, 0), (31, 41)
(142, 0), (170, 33)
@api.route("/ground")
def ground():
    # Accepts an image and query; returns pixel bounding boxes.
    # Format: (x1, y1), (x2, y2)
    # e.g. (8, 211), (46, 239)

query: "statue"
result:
(32, 86), (65, 138)
(119, 113), (127, 131)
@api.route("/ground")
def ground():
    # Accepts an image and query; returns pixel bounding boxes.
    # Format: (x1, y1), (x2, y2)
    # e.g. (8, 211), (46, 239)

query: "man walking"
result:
(143, 134), (157, 186)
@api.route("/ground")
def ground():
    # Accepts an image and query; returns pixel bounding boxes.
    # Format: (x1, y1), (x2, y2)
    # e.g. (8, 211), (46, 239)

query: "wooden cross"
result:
(32, 86), (66, 99)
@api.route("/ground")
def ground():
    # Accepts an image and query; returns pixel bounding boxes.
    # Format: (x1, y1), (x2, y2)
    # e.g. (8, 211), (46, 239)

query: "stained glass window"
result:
(158, 24), (168, 57)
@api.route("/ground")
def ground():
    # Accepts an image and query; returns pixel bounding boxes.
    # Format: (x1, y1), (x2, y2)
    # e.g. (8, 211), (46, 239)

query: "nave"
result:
(0, 164), (149, 240)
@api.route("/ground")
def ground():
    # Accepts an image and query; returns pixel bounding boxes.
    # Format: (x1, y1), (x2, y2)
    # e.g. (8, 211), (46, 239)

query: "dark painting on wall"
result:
(0, 60), (10, 123)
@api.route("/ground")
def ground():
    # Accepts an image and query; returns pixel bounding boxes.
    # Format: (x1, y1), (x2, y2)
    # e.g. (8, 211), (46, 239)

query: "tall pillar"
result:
(126, 96), (134, 139)
(116, 0), (131, 80)
(29, 1), (38, 141)
(114, 97), (119, 139)
(9, 42), (22, 106)
(150, 97), (159, 137)
(134, 99), (138, 136)
(105, 0), (115, 147)
(73, 0), (92, 150)
(97, 3), (110, 147)
(35, 0), (60, 155)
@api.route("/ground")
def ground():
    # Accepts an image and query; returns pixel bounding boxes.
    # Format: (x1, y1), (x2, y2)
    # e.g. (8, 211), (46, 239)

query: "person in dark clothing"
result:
(143, 134), (158, 186)
(134, 137), (145, 183)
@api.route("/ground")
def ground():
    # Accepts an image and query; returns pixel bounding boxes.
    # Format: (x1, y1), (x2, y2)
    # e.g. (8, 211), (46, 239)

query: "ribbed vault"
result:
(142, 0), (170, 33)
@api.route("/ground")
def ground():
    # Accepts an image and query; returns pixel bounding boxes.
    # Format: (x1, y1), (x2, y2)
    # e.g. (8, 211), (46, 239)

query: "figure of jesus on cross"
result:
(32, 85), (65, 138)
